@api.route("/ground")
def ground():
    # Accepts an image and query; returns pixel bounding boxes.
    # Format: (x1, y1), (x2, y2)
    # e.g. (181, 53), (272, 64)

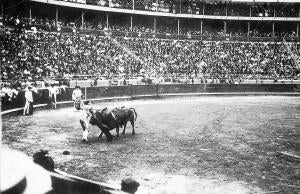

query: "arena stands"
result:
(1, 20), (299, 83)
(26, 0), (299, 17)
(80, 0), (300, 17)
(1, 0), (300, 88)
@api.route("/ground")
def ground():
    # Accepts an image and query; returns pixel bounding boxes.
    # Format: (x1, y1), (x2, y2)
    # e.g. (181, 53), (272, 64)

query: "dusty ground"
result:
(2, 96), (300, 194)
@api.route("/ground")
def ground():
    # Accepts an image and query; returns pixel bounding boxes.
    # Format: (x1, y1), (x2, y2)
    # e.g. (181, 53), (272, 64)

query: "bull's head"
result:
(80, 107), (111, 142)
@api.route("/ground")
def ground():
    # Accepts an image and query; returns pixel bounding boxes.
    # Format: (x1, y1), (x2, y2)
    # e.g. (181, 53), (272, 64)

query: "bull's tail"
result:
(130, 108), (137, 121)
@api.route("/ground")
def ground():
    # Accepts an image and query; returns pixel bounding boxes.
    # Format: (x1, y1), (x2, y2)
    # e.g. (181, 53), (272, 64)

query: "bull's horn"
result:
(88, 108), (94, 113)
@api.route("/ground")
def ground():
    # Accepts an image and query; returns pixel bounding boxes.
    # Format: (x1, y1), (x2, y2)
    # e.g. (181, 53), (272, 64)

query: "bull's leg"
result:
(98, 132), (104, 139)
(130, 120), (135, 135)
(116, 127), (120, 137)
(104, 130), (113, 142)
(98, 124), (113, 142)
(122, 122), (127, 135)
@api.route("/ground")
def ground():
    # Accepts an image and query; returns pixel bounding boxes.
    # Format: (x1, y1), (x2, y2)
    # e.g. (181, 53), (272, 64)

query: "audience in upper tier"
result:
(8, 13), (297, 39)
(65, 0), (300, 17)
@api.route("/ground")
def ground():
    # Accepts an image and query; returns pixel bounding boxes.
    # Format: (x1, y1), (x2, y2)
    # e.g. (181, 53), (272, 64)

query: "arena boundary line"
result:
(2, 92), (300, 117)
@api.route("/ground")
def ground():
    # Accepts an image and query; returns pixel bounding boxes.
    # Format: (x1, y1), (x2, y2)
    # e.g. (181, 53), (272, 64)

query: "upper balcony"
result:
(30, 0), (300, 21)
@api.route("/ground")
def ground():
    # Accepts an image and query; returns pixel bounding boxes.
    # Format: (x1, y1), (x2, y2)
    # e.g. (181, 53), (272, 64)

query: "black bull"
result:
(80, 107), (137, 142)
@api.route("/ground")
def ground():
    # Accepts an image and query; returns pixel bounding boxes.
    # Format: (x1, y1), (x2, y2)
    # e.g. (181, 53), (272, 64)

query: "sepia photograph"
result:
(1, 0), (299, 193)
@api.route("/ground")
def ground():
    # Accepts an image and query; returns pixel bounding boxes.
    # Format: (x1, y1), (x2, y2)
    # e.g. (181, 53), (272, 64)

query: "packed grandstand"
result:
(2, 1), (300, 193)
(1, 0), (300, 90)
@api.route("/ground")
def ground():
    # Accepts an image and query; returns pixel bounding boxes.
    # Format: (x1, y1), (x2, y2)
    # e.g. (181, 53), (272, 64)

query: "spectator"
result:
(48, 84), (57, 109)
(72, 86), (84, 110)
(33, 150), (55, 172)
(1, 84), (18, 102)
(23, 86), (37, 116)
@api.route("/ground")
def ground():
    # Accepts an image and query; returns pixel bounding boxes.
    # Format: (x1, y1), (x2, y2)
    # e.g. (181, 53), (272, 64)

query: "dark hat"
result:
(121, 178), (140, 194)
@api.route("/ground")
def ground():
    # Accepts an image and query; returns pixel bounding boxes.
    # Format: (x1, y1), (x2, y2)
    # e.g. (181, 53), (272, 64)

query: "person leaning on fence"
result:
(1, 84), (19, 110)
(23, 86), (37, 116)
(72, 86), (84, 110)
(3, 84), (19, 102)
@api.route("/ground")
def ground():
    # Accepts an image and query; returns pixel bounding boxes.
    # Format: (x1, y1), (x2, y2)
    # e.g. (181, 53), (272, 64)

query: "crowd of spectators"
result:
(10, 9), (297, 39)
(1, 17), (300, 86)
(26, 16), (297, 39)
(57, 0), (300, 17)
(76, 0), (300, 17)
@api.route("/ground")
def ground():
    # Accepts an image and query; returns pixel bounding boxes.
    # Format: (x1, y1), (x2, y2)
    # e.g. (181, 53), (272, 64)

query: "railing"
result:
(67, 78), (300, 88)
(3, 77), (300, 90)
(2, 83), (300, 112)
(21, 24), (300, 42)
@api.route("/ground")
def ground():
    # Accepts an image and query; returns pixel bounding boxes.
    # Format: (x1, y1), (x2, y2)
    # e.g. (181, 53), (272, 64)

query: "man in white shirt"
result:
(48, 85), (57, 109)
(72, 86), (83, 110)
(23, 86), (36, 115)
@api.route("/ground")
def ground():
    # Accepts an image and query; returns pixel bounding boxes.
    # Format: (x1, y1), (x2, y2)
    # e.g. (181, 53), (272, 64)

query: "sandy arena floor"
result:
(2, 96), (300, 194)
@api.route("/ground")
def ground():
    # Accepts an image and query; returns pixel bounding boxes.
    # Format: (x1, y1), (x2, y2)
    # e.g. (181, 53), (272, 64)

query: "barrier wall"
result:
(2, 84), (300, 111)
(56, 79), (300, 89)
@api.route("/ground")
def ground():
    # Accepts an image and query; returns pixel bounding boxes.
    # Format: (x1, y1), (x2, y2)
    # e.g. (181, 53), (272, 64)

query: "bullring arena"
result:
(2, 88), (300, 193)
(1, 0), (300, 193)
